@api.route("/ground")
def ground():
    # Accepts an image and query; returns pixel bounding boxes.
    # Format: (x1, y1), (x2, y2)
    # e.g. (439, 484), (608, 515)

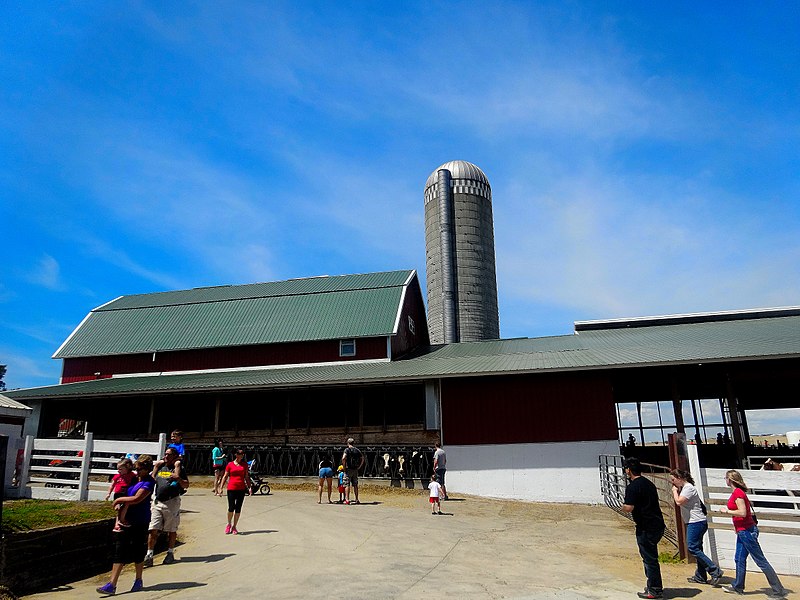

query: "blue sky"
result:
(2, 3), (799, 434)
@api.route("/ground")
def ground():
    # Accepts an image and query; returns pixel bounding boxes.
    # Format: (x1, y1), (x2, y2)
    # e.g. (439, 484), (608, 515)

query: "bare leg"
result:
(147, 529), (158, 551)
(227, 511), (233, 525)
(134, 562), (144, 580)
(318, 478), (324, 503)
(167, 531), (177, 550)
(326, 478), (333, 502)
(233, 512), (241, 528)
(109, 562), (124, 586)
(353, 482), (359, 503)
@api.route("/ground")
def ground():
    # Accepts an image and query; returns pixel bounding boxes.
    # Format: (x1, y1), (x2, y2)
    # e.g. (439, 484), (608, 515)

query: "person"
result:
(627, 434), (637, 448)
(669, 469), (723, 585)
(105, 458), (136, 532)
(220, 448), (253, 534)
(318, 456), (334, 504)
(96, 455), (156, 595)
(212, 439), (225, 496)
(719, 470), (786, 597)
(336, 465), (347, 503)
(144, 447), (189, 567)
(428, 473), (443, 515)
(622, 457), (666, 599)
(168, 430), (185, 460)
(433, 442), (448, 500)
(342, 438), (365, 505)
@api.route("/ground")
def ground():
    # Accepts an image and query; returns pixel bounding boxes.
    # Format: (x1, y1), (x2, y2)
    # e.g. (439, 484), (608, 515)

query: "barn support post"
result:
(725, 374), (746, 467)
(214, 398), (221, 432)
(668, 432), (689, 560)
(147, 398), (155, 435)
(670, 374), (685, 434)
(424, 381), (440, 431)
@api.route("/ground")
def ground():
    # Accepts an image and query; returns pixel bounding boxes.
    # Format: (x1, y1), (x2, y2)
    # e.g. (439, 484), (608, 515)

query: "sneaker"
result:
(130, 579), (143, 593)
(637, 591), (663, 599)
(687, 575), (708, 584)
(766, 590), (787, 598)
(231, 527), (239, 535)
(143, 555), (153, 568)
(162, 552), (175, 565)
(225, 524), (232, 534)
(344, 500), (350, 505)
(722, 585), (744, 595)
(709, 570), (724, 586)
(96, 582), (116, 595)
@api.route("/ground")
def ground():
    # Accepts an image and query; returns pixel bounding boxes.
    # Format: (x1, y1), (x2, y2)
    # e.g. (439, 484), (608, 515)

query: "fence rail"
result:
(686, 443), (800, 576)
(17, 433), (166, 501)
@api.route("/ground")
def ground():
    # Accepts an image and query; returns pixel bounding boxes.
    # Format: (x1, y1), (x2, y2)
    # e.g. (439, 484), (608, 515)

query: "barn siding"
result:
(441, 372), (617, 445)
(61, 336), (391, 381)
(391, 277), (430, 358)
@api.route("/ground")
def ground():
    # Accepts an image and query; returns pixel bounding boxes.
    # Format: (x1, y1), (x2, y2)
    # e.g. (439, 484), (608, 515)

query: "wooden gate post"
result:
(668, 432), (689, 560)
(78, 432), (94, 501)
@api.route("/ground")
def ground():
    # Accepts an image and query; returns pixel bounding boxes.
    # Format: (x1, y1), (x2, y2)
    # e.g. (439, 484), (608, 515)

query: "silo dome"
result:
(424, 160), (490, 190)
(424, 160), (492, 206)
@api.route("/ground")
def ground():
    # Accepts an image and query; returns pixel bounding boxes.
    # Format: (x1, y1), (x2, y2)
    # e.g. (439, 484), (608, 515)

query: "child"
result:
(337, 465), (347, 503)
(428, 473), (442, 515)
(168, 430), (186, 460)
(105, 458), (136, 531)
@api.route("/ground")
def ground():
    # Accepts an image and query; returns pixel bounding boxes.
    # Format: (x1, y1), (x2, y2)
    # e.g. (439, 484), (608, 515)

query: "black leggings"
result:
(227, 489), (246, 513)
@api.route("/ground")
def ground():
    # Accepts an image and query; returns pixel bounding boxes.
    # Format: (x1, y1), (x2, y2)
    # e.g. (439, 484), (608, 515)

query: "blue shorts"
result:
(435, 468), (446, 486)
(319, 467), (334, 479)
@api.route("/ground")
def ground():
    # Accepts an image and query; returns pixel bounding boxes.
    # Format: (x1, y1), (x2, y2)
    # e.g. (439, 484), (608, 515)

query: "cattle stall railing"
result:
(599, 454), (679, 549)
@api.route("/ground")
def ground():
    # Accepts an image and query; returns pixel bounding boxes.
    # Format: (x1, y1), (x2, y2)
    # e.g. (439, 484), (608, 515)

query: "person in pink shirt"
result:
(220, 448), (253, 535)
(105, 458), (136, 532)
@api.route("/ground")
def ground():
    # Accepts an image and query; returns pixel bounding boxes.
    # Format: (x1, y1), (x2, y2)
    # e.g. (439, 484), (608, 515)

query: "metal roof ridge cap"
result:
(97, 273), (415, 311)
(574, 306), (800, 331)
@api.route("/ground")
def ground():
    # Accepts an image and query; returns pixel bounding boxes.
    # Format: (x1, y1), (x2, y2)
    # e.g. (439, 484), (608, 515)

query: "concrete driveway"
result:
(24, 484), (798, 599)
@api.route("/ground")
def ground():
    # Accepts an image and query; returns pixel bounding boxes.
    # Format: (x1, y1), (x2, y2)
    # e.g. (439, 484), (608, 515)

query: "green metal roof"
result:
(13, 313), (800, 401)
(54, 270), (415, 358)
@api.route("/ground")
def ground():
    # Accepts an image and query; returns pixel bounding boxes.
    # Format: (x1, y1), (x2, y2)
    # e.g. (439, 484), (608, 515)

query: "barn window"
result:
(408, 316), (415, 334)
(339, 339), (356, 357)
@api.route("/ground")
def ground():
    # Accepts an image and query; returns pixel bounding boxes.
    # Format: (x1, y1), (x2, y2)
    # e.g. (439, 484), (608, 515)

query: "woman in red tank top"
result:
(220, 448), (252, 535)
(719, 470), (785, 596)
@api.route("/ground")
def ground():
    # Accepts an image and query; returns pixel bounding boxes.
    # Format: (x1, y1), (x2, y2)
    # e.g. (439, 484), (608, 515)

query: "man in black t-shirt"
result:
(622, 457), (666, 599)
(342, 438), (365, 504)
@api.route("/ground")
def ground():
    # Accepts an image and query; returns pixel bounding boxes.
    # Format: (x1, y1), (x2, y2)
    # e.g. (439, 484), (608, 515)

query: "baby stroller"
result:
(247, 459), (270, 495)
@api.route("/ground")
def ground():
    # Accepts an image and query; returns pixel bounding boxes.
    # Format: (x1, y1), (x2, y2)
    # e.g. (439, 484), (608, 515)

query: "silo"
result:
(424, 160), (500, 344)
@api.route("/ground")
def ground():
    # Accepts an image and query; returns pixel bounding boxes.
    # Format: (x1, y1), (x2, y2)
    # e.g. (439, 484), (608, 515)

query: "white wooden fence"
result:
(688, 444), (800, 576)
(15, 432), (166, 501)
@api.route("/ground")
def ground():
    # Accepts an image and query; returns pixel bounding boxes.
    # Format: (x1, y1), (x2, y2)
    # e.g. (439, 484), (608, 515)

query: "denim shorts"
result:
(319, 467), (334, 479)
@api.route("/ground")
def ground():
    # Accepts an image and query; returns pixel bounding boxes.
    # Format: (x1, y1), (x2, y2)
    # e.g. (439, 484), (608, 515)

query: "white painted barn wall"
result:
(445, 439), (619, 503)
